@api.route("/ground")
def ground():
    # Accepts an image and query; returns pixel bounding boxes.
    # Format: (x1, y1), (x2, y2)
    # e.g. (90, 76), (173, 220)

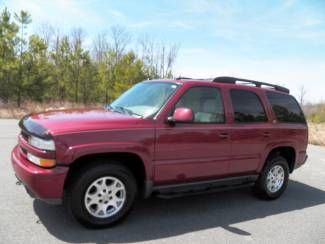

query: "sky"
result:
(1, 0), (325, 103)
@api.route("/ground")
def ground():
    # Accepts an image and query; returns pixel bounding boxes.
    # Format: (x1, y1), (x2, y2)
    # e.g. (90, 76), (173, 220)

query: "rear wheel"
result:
(65, 161), (137, 228)
(254, 156), (289, 200)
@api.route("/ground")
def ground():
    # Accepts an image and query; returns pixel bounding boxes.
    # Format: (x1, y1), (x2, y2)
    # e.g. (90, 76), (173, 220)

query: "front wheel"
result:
(65, 162), (137, 228)
(254, 156), (289, 200)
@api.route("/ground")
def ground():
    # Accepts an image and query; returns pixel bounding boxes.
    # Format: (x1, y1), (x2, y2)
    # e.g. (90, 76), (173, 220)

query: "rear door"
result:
(228, 89), (273, 174)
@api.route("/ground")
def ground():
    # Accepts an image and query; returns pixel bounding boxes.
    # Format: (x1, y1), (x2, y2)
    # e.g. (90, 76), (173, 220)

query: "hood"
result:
(19, 108), (142, 137)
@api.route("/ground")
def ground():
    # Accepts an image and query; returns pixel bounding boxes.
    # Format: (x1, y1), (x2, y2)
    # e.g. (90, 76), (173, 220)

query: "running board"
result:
(153, 175), (258, 199)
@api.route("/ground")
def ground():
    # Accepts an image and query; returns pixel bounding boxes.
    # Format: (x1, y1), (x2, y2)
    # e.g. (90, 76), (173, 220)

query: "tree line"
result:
(0, 8), (179, 107)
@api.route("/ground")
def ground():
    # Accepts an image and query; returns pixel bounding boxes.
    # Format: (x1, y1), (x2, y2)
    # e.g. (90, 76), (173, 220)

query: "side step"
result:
(153, 175), (258, 199)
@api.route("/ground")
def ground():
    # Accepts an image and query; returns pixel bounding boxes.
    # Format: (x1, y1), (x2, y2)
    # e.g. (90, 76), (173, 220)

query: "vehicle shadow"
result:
(33, 180), (325, 243)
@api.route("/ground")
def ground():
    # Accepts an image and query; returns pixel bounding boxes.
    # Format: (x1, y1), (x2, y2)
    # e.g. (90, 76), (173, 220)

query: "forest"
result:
(0, 8), (179, 107)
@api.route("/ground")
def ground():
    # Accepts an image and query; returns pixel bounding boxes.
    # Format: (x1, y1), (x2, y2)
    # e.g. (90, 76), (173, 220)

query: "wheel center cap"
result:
(103, 194), (111, 201)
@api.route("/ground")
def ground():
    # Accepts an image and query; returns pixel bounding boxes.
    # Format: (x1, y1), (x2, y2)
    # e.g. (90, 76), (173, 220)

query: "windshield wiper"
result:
(106, 104), (114, 111)
(108, 105), (142, 118)
(117, 106), (143, 117)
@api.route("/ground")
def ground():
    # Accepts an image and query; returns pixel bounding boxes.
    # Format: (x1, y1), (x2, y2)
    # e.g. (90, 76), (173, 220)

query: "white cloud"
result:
(107, 9), (126, 20)
(182, 0), (235, 16)
(128, 19), (195, 30)
(128, 20), (155, 29)
(303, 17), (323, 27)
(282, 0), (297, 9)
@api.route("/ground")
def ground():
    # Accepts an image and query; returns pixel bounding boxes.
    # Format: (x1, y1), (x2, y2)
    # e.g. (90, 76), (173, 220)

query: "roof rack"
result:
(213, 76), (289, 94)
(175, 76), (211, 81)
(176, 76), (192, 80)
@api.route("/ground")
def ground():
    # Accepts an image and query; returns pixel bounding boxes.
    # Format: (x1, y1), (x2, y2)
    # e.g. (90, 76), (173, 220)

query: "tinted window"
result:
(231, 90), (267, 123)
(175, 87), (224, 123)
(266, 92), (305, 123)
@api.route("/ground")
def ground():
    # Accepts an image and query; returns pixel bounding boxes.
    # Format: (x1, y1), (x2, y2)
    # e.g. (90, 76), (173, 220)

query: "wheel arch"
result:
(263, 146), (296, 173)
(64, 152), (148, 196)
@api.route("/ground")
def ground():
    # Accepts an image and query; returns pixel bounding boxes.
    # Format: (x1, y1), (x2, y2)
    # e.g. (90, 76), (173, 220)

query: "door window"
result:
(175, 87), (224, 123)
(230, 90), (267, 123)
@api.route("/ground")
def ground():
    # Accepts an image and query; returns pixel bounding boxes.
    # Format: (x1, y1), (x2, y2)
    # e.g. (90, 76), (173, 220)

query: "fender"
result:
(59, 141), (153, 181)
(258, 140), (297, 172)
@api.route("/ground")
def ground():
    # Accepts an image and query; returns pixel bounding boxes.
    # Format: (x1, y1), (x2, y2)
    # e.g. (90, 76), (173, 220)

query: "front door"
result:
(154, 86), (231, 184)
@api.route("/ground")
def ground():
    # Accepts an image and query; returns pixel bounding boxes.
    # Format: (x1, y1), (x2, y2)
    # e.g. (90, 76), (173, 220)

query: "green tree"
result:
(24, 35), (51, 101)
(0, 8), (19, 103)
(0, 8), (179, 107)
(79, 52), (98, 104)
(111, 51), (147, 100)
(50, 35), (71, 101)
(14, 10), (31, 106)
(70, 29), (85, 103)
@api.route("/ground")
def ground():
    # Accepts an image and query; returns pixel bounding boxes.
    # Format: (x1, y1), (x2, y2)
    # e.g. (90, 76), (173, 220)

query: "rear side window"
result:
(231, 90), (268, 123)
(266, 92), (306, 123)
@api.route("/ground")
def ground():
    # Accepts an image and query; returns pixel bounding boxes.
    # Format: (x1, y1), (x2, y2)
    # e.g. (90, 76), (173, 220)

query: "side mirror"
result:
(167, 107), (194, 124)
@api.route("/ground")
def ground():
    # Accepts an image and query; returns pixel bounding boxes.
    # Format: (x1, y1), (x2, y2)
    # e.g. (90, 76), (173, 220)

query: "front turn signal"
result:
(27, 153), (56, 168)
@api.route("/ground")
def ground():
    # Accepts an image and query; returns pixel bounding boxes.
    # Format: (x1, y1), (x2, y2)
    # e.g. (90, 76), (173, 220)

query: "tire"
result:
(64, 161), (137, 228)
(254, 156), (289, 200)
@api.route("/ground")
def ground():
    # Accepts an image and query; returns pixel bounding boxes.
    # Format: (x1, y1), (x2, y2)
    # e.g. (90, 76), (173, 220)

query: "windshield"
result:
(109, 82), (179, 118)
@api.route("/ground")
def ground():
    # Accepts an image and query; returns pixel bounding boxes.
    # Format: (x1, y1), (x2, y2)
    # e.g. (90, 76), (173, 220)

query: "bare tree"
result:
(110, 26), (131, 64)
(71, 28), (84, 49)
(138, 36), (179, 78)
(298, 85), (307, 106)
(138, 35), (155, 76)
(38, 22), (55, 47)
(92, 32), (109, 63)
(164, 43), (178, 78)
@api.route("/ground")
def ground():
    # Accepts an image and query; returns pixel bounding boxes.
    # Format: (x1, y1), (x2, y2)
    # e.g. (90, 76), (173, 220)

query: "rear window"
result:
(266, 92), (306, 123)
(230, 90), (268, 123)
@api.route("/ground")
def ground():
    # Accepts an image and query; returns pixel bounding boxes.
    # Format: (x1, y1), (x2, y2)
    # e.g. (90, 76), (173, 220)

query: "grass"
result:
(308, 123), (325, 146)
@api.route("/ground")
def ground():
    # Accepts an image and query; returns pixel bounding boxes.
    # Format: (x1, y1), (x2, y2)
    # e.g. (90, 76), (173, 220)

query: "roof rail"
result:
(175, 76), (192, 80)
(213, 76), (290, 94)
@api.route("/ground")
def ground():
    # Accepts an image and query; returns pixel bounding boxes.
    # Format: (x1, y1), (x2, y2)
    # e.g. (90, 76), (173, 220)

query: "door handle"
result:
(263, 132), (271, 137)
(219, 133), (229, 139)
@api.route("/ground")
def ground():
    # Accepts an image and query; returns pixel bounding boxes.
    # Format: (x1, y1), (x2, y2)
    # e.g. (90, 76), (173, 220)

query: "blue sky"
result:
(1, 0), (325, 102)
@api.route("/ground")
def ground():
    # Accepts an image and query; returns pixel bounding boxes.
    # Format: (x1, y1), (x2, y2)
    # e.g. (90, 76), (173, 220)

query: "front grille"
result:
(19, 131), (29, 159)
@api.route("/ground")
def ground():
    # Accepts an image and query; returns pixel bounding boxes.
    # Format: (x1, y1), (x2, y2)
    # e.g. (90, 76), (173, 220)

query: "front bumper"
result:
(11, 145), (69, 204)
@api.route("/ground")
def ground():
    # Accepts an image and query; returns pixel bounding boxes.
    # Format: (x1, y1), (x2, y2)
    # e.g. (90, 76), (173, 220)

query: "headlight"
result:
(27, 153), (56, 168)
(28, 135), (55, 151)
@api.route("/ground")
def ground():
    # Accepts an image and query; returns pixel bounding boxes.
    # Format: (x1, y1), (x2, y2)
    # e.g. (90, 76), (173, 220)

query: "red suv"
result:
(11, 76), (308, 228)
